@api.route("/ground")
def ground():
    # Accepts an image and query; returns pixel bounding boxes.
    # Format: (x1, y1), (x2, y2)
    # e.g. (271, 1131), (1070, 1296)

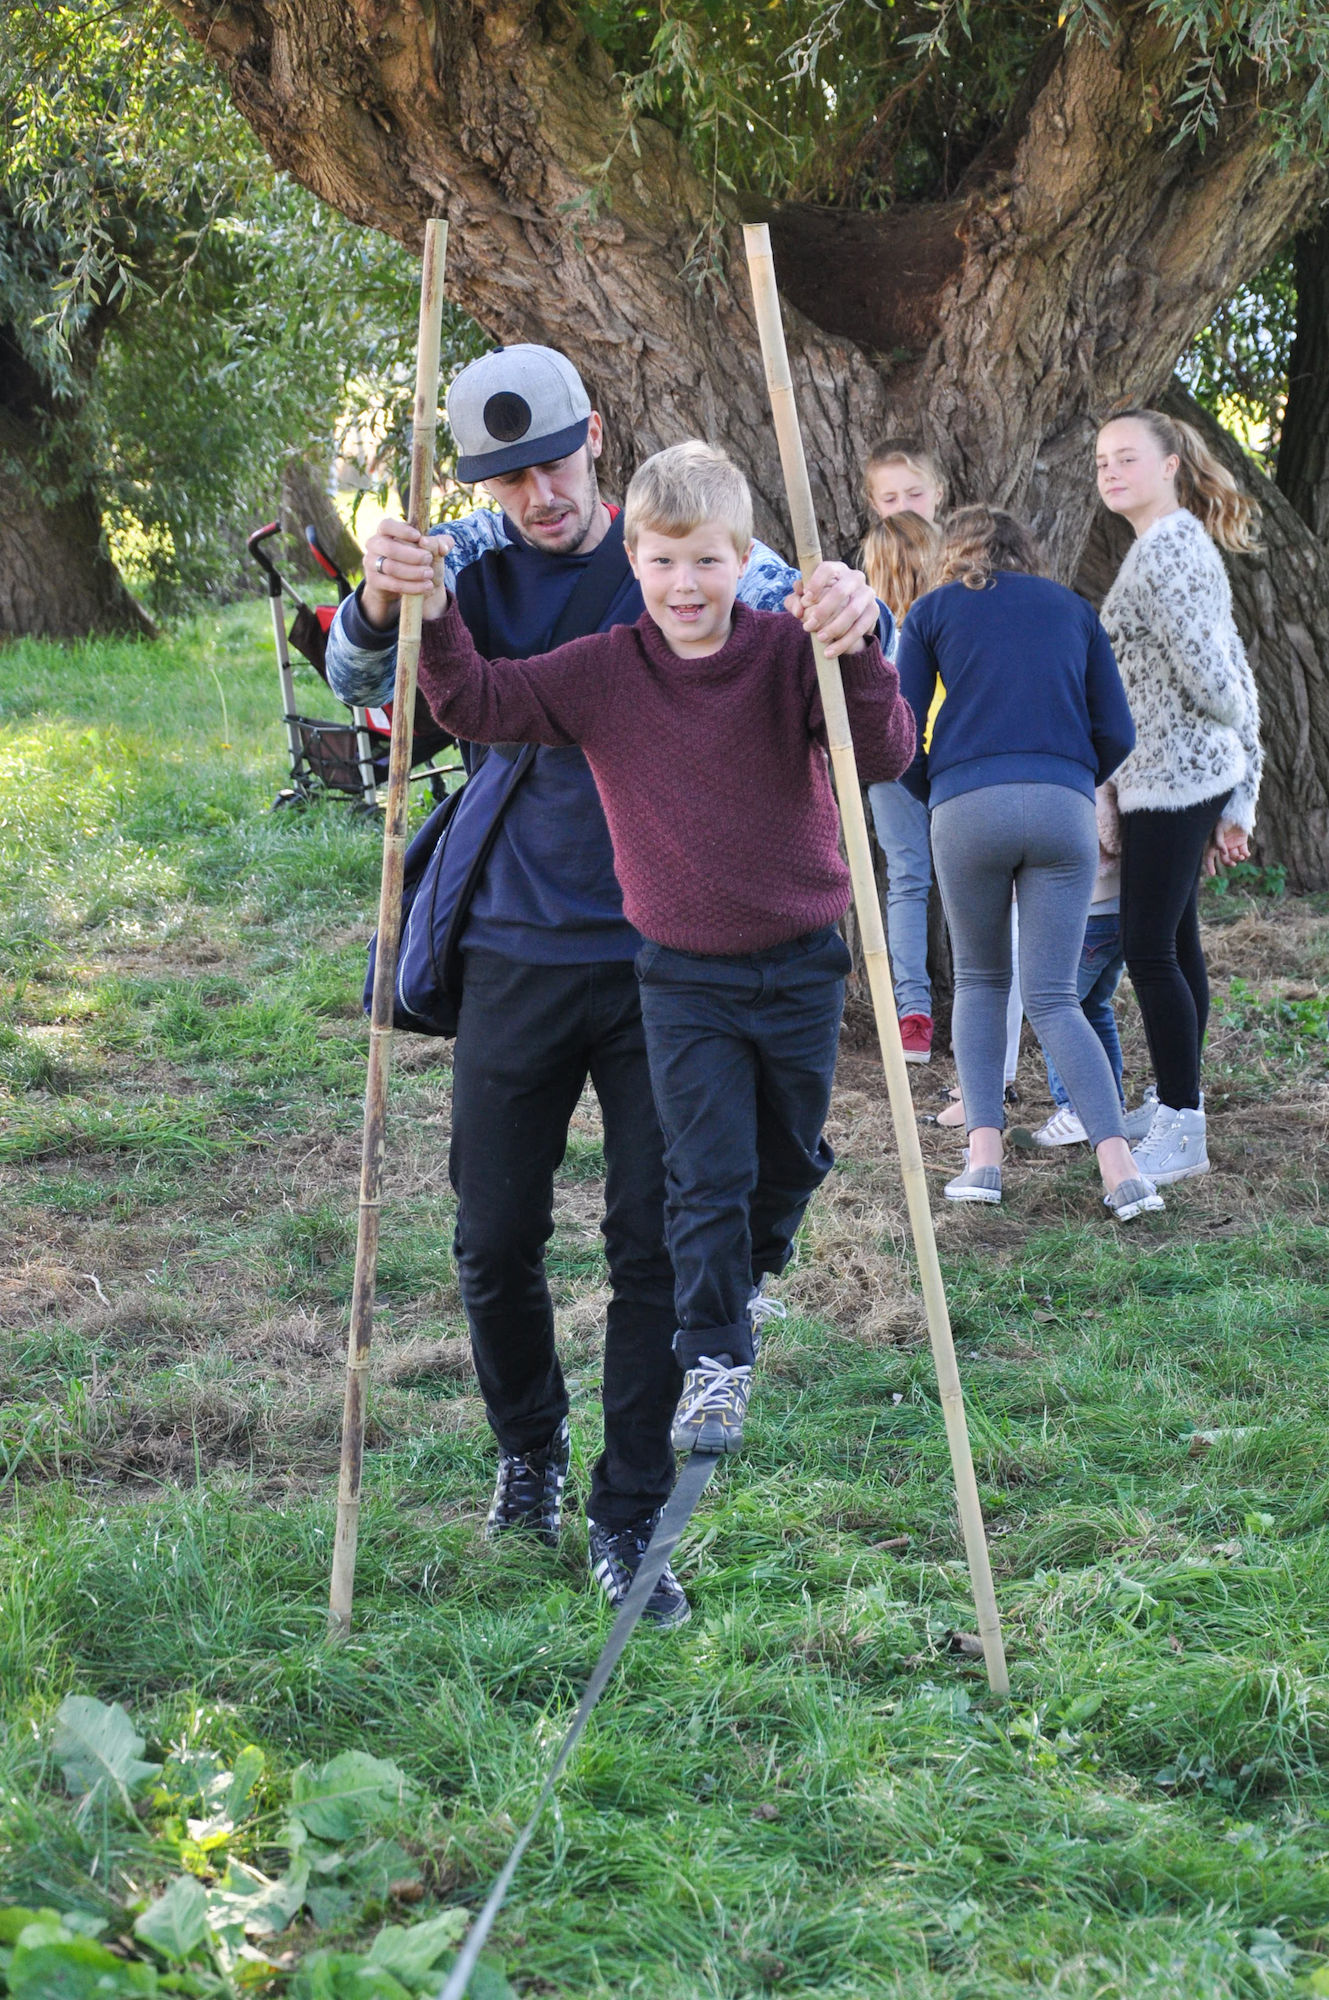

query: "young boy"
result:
(415, 442), (915, 1457)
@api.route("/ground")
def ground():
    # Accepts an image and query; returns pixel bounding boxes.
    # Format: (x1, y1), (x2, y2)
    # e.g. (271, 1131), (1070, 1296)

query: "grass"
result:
(2, 605), (1329, 1997)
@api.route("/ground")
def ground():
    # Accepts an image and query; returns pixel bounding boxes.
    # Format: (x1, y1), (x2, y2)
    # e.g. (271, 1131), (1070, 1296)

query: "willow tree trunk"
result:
(167, 0), (1329, 885)
(1277, 213), (1329, 543)
(0, 333), (152, 640)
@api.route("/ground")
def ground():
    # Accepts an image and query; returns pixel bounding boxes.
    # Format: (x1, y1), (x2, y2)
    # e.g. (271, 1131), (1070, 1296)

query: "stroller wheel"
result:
(272, 785), (313, 812)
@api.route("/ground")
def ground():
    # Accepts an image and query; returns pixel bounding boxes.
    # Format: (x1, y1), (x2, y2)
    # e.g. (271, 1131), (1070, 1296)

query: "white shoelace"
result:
(677, 1355), (752, 1425)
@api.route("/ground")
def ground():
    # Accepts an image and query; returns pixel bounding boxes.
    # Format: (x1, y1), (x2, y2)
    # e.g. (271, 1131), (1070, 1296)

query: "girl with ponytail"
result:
(1095, 407), (1263, 1187)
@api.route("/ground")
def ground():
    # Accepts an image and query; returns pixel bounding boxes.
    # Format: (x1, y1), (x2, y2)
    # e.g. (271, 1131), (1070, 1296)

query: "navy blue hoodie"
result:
(895, 570), (1135, 808)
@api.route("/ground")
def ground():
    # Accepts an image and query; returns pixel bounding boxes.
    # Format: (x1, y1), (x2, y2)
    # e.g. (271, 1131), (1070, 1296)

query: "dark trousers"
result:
(1119, 792), (1229, 1112)
(449, 951), (679, 1529)
(635, 926), (850, 1371)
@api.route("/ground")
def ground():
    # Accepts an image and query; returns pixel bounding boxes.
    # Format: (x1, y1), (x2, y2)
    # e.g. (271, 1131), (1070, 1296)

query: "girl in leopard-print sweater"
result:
(1096, 406), (1263, 1189)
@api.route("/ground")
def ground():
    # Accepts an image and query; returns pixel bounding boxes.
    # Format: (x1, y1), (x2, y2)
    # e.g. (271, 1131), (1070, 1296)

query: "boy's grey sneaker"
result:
(1032, 1105), (1087, 1148)
(1131, 1103), (1209, 1185)
(587, 1512), (691, 1629)
(747, 1284), (787, 1360)
(1104, 1174), (1165, 1222)
(944, 1162), (1002, 1204)
(672, 1354), (753, 1454)
(484, 1416), (569, 1547)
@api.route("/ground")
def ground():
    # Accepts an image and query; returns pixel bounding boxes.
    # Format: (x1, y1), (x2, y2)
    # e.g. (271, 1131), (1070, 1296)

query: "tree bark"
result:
(1076, 385), (1329, 892)
(1276, 211), (1329, 541)
(164, 0), (1329, 883)
(0, 330), (153, 641)
(280, 453), (363, 583)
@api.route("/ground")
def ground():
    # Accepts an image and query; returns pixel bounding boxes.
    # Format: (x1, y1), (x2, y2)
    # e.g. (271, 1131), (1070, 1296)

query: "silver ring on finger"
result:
(375, 554), (386, 573)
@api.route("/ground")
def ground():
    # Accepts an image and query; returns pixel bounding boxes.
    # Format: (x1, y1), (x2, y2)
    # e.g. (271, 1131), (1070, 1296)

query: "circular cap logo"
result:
(484, 391), (533, 443)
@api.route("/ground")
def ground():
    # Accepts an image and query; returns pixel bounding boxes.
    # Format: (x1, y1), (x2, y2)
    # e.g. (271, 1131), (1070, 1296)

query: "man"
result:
(327, 344), (885, 1628)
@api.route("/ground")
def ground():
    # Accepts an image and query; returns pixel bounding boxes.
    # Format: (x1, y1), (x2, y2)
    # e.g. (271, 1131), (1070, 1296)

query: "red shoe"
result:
(899, 1013), (933, 1064)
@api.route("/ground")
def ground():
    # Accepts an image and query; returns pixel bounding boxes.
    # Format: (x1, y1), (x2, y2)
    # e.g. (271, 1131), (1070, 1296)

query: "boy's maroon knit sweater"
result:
(418, 599), (915, 954)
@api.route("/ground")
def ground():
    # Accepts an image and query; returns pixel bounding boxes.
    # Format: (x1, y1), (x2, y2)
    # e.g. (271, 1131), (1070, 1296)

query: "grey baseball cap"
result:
(447, 345), (592, 482)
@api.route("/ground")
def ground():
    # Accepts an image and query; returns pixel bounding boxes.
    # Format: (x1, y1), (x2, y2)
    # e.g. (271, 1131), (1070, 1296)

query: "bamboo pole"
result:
(329, 218), (448, 1641)
(743, 224), (1009, 1697)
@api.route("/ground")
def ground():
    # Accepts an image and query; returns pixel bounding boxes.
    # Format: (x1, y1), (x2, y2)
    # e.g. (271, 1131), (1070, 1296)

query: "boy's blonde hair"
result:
(624, 441), (754, 556)
(859, 511), (942, 619)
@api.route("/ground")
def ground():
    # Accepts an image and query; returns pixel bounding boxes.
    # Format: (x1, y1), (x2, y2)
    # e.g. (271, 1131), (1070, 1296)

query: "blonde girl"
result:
(1095, 408), (1262, 1186)
(861, 442), (946, 1063)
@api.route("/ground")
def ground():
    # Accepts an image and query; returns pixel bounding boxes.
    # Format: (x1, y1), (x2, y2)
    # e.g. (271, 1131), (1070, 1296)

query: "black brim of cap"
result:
(456, 417), (590, 483)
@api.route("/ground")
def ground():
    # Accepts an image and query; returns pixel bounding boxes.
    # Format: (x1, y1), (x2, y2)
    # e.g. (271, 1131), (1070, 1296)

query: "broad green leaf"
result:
(205, 1858), (309, 1940)
(52, 1697), (160, 1813)
(134, 1879), (209, 1961)
(0, 1911), (45, 1945)
(429, 1956), (517, 2000)
(363, 1911), (468, 1983)
(291, 1950), (414, 2000)
(223, 1748), (264, 1824)
(289, 1754), (414, 1843)
(9, 1935), (158, 1997)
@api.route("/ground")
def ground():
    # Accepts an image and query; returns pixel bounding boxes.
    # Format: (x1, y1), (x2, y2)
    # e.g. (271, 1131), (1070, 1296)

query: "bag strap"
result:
(426, 743), (538, 1000)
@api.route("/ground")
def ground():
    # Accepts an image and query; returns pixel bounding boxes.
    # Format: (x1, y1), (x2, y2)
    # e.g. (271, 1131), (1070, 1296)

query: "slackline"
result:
(436, 1448), (721, 2000)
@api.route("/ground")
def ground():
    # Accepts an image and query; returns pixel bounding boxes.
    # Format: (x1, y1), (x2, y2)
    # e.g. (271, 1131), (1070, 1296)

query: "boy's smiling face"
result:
(628, 523), (752, 658)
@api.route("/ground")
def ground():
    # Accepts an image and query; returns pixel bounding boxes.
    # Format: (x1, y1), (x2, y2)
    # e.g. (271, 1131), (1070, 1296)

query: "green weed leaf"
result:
(9, 1935), (157, 1997)
(289, 1754), (414, 1843)
(430, 1957), (517, 2000)
(363, 1910), (468, 1983)
(0, 1911), (45, 1945)
(291, 1950), (413, 1999)
(134, 1878), (209, 1961)
(223, 1747), (265, 1824)
(52, 1697), (160, 1814)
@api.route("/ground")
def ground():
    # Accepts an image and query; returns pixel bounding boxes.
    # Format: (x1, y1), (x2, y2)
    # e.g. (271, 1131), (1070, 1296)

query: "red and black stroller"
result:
(247, 522), (461, 811)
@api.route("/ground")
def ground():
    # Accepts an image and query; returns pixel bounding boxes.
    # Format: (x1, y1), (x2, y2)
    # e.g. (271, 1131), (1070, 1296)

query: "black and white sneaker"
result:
(587, 1513), (691, 1629)
(484, 1417), (569, 1547)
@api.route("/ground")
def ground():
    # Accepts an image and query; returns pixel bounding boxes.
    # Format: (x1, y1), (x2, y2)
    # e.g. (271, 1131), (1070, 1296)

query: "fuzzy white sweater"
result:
(1099, 508), (1262, 832)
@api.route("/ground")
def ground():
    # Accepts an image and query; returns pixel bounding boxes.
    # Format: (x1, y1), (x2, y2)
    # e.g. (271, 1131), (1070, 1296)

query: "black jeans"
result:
(1119, 792), (1229, 1112)
(635, 926), (850, 1371)
(449, 951), (678, 1529)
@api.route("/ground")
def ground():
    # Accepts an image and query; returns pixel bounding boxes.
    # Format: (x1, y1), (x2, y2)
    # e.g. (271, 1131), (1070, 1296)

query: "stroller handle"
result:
(247, 522), (283, 598)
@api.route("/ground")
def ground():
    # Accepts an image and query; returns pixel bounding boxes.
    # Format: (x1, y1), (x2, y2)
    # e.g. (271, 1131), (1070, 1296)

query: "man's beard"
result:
(511, 448), (601, 553)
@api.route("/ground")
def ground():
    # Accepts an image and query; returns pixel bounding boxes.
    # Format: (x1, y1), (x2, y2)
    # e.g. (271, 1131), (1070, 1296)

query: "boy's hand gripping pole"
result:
(329, 218), (448, 1641)
(743, 224), (1008, 1698)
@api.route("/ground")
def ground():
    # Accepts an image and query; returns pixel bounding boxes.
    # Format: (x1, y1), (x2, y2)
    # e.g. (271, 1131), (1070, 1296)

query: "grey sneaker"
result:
(1104, 1175), (1165, 1222)
(1032, 1105), (1087, 1148)
(1131, 1103), (1209, 1185)
(672, 1354), (752, 1454)
(944, 1162), (1002, 1204)
(1121, 1087), (1158, 1145)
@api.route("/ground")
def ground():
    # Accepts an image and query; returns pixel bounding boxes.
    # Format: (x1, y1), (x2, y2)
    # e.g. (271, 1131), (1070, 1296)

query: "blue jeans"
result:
(635, 925), (850, 1370)
(1044, 912), (1126, 1110)
(867, 780), (932, 1018)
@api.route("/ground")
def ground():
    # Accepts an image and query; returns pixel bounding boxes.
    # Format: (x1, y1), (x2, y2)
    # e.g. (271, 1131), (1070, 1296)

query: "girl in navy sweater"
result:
(896, 507), (1162, 1222)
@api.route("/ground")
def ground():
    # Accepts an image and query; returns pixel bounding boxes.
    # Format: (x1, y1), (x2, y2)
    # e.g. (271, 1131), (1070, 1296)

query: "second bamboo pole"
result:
(329, 217), (448, 1641)
(743, 223), (1008, 1697)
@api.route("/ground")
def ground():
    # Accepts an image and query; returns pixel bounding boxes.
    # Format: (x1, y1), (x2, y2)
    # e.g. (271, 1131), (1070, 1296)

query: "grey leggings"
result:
(931, 783), (1125, 1146)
